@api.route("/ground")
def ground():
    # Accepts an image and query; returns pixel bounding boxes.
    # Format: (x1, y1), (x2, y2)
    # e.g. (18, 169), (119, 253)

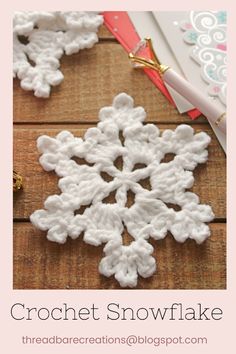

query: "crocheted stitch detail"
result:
(13, 11), (103, 98)
(30, 93), (214, 287)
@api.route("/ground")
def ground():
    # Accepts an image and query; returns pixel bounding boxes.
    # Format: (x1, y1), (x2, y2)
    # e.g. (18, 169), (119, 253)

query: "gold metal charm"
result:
(13, 170), (23, 192)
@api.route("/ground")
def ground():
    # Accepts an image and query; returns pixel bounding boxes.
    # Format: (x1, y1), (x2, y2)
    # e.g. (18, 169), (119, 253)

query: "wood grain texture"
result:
(13, 32), (226, 289)
(13, 42), (205, 124)
(98, 24), (116, 39)
(13, 222), (226, 289)
(13, 125), (226, 220)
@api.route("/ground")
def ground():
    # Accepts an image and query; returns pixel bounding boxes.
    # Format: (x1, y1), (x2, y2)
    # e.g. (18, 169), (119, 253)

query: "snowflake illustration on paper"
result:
(180, 11), (227, 105)
(30, 93), (214, 287)
(13, 11), (103, 98)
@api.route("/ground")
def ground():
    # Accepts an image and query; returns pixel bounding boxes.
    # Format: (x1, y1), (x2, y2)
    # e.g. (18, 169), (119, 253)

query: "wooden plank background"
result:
(13, 25), (226, 289)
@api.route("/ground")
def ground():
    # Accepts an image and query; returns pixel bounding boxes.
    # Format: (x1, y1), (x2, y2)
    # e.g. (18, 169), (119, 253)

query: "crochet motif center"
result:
(30, 93), (214, 287)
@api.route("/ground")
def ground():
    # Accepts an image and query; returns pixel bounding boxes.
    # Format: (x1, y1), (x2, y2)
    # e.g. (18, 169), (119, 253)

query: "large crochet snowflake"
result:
(13, 11), (103, 98)
(30, 93), (214, 287)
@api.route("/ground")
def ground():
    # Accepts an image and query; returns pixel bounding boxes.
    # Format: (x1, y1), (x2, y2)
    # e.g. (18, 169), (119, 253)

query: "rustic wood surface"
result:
(13, 25), (226, 289)
(13, 223), (226, 289)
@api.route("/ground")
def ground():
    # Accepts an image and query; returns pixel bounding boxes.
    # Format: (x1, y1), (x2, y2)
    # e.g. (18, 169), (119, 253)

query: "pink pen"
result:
(129, 38), (226, 134)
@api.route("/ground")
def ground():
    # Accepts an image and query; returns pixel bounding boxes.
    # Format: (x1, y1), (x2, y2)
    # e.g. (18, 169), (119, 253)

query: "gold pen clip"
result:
(129, 38), (169, 75)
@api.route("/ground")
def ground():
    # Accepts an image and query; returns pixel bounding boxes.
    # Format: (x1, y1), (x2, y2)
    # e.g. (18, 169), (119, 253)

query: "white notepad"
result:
(128, 11), (226, 153)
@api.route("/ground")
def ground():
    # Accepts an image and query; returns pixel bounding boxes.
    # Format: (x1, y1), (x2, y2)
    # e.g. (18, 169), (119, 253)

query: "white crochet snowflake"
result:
(30, 93), (214, 287)
(13, 11), (103, 98)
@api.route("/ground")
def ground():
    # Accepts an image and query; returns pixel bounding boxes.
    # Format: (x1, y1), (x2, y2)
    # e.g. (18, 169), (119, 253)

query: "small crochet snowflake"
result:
(13, 11), (103, 98)
(30, 93), (214, 287)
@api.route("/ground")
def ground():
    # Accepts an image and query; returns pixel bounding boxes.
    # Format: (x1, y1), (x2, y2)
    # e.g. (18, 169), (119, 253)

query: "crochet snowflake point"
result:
(13, 11), (103, 98)
(30, 93), (214, 287)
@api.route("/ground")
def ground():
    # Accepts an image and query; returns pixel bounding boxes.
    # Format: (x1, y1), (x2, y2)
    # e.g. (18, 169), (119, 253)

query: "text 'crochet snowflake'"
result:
(30, 93), (214, 287)
(13, 11), (103, 98)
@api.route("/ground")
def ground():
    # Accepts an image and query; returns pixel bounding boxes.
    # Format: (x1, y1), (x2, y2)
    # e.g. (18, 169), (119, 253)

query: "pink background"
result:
(1, 1), (233, 353)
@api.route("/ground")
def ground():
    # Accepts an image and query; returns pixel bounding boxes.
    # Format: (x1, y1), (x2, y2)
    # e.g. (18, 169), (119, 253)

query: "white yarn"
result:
(13, 11), (103, 98)
(30, 93), (214, 287)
